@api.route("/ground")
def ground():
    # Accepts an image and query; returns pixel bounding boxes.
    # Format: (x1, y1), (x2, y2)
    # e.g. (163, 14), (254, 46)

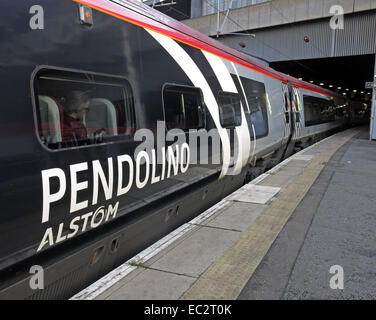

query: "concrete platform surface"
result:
(239, 126), (376, 300)
(71, 126), (372, 300)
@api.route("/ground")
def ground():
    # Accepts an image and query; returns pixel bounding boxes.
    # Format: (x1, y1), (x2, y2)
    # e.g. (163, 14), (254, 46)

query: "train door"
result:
(281, 82), (293, 143)
(293, 87), (302, 138)
(280, 81), (299, 159)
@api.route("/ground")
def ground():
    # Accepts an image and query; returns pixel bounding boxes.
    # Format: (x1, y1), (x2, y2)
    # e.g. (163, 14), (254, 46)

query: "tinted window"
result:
(232, 75), (268, 138)
(218, 92), (242, 128)
(34, 68), (135, 150)
(163, 85), (205, 131)
(293, 88), (302, 122)
(303, 96), (336, 126)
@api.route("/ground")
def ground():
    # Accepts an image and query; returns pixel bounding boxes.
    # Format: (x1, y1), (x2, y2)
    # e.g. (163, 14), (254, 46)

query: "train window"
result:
(218, 92), (242, 128)
(163, 85), (205, 131)
(33, 68), (136, 150)
(293, 88), (302, 122)
(231, 75), (269, 138)
(303, 96), (336, 126)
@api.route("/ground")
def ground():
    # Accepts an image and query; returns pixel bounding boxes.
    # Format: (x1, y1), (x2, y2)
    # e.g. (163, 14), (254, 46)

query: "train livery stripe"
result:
(71, 0), (342, 99)
(231, 62), (257, 160)
(72, 0), (283, 82)
(201, 50), (251, 172)
(144, 28), (231, 179)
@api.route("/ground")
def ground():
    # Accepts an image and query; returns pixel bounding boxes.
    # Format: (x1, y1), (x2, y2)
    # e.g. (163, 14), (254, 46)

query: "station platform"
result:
(71, 125), (376, 300)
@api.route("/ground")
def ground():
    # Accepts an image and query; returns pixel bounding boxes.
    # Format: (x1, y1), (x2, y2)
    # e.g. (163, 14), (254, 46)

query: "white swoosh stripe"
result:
(145, 29), (231, 178)
(201, 50), (251, 173)
(231, 62), (256, 161)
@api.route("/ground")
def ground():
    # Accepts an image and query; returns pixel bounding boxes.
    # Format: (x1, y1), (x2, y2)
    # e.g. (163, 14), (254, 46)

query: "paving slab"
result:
(258, 173), (295, 188)
(105, 268), (196, 300)
(301, 148), (322, 156)
(95, 267), (146, 300)
(226, 184), (280, 204)
(148, 226), (241, 278)
(285, 159), (311, 168)
(292, 154), (315, 161)
(203, 202), (267, 232)
(272, 165), (305, 176)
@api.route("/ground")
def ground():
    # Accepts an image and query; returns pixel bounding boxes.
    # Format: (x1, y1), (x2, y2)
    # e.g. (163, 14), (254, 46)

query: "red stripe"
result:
(72, 0), (343, 99)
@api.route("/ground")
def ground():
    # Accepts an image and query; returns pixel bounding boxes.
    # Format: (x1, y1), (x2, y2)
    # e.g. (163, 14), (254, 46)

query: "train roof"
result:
(73, 0), (344, 99)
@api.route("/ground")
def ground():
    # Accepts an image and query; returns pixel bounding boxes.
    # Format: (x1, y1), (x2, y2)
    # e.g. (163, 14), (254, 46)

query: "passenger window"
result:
(33, 68), (136, 150)
(163, 85), (205, 131)
(303, 96), (336, 126)
(218, 92), (242, 128)
(231, 75), (269, 138)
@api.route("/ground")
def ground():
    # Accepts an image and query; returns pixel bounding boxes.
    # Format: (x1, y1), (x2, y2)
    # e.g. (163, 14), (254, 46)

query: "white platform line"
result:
(70, 222), (196, 300)
(70, 199), (231, 300)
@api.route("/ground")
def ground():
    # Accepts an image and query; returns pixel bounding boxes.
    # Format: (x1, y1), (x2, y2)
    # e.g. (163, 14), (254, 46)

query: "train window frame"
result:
(217, 91), (242, 128)
(31, 66), (137, 152)
(231, 74), (269, 139)
(303, 95), (336, 127)
(162, 83), (206, 132)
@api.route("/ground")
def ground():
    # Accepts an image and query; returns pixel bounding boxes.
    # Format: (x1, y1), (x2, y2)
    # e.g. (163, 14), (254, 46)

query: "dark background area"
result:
(271, 54), (375, 103)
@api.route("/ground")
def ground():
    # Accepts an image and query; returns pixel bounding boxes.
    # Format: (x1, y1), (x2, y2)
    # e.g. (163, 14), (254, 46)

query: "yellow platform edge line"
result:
(180, 129), (358, 300)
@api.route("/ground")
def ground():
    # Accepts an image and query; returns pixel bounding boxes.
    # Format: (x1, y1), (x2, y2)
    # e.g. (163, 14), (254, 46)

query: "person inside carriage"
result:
(61, 90), (91, 145)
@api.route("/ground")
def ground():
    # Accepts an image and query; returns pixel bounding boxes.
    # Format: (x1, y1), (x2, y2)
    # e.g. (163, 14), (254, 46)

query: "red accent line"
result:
(72, 0), (343, 99)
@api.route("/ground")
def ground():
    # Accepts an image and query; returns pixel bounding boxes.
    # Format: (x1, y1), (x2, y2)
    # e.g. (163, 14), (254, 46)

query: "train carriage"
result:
(0, 0), (351, 299)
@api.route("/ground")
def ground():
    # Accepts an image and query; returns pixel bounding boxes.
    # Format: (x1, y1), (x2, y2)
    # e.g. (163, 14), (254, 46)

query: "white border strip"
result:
(70, 199), (231, 300)
(70, 223), (195, 300)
